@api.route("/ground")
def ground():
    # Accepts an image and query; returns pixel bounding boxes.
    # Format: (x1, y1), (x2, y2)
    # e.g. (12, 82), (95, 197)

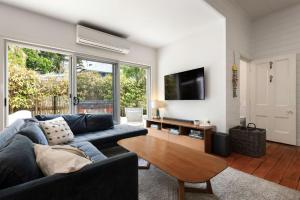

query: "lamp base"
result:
(156, 109), (160, 119)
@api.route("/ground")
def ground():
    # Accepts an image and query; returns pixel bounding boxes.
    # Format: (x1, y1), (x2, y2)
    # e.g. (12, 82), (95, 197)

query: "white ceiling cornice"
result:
(233, 0), (300, 20)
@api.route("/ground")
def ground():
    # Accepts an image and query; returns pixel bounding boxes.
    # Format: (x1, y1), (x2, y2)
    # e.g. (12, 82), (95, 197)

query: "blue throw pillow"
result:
(0, 135), (43, 189)
(18, 124), (48, 145)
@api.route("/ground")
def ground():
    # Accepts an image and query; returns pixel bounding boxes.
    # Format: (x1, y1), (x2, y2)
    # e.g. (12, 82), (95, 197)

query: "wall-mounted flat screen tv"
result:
(164, 67), (205, 100)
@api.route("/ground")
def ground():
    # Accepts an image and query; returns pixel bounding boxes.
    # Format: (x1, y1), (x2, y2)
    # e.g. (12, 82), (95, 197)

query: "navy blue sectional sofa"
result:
(0, 114), (148, 200)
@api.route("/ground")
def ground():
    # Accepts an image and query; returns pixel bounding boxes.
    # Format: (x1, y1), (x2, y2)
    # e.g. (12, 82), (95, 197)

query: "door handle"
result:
(269, 75), (273, 83)
(269, 61), (273, 69)
(73, 97), (80, 105)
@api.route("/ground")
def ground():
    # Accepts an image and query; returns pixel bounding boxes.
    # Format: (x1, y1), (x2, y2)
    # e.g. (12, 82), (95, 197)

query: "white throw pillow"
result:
(39, 117), (74, 145)
(34, 144), (92, 176)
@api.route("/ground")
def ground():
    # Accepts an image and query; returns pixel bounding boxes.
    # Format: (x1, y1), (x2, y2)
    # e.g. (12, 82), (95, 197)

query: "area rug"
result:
(102, 147), (300, 200)
(139, 166), (300, 200)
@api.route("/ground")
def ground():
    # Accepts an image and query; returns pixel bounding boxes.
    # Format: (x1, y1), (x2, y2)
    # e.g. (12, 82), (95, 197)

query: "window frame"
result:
(3, 39), (152, 127)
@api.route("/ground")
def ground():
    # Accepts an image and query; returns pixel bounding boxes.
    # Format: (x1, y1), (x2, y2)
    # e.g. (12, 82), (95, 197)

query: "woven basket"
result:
(229, 123), (266, 157)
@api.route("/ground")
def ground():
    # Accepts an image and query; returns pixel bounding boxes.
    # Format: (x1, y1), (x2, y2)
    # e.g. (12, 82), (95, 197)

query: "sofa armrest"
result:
(0, 152), (138, 200)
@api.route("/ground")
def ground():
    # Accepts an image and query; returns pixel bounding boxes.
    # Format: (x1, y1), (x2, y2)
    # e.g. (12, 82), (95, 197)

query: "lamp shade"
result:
(151, 100), (166, 108)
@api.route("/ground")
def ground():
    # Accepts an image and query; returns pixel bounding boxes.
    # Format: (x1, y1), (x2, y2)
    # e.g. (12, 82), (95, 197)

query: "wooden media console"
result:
(146, 118), (215, 153)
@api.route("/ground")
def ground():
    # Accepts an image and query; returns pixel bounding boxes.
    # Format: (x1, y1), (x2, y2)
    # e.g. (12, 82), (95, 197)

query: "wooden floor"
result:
(148, 128), (300, 191)
(226, 142), (300, 191)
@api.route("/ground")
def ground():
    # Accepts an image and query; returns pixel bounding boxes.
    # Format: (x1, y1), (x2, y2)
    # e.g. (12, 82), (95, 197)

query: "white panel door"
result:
(250, 55), (296, 145)
(250, 58), (272, 140)
(270, 55), (296, 145)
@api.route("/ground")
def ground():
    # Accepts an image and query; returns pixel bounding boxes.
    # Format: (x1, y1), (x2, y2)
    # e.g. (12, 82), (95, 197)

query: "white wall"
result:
(252, 4), (300, 145)
(252, 4), (300, 59)
(205, 0), (252, 131)
(156, 0), (252, 132)
(0, 3), (157, 130)
(157, 21), (227, 132)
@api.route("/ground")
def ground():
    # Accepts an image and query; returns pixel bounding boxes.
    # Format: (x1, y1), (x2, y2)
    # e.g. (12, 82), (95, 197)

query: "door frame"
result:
(240, 58), (251, 123)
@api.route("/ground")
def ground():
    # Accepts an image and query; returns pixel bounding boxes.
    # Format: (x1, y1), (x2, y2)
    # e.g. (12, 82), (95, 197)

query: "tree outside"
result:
(8, 45), (148, 118)
(8, 45), (69, 115)
(120, 65), (147, 116)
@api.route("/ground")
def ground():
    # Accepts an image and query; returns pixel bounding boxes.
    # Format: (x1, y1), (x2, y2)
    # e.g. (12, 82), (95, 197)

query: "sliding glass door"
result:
(6, 43), (71, 125)
(75, 57), (115, 115)
(5, 42), (150, 126)
(120, 64), (150, 125)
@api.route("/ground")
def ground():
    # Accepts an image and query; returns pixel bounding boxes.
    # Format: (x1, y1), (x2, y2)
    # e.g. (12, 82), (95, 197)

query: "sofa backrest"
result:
(35, 114), (114, 134)
(85, 114), (114, 132)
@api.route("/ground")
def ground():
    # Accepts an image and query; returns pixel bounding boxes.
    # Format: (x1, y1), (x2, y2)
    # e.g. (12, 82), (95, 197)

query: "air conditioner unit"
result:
(76, 25), (130, 54)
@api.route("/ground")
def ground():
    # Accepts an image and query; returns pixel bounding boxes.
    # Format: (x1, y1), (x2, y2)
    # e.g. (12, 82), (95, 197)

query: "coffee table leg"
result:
(184, 180), (213, 194)
(178, 180), (185, 200)
(206, 180), (213, 194)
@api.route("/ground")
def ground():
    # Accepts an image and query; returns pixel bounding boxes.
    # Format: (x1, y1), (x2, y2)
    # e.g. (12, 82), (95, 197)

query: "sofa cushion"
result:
(35, 114), (60, 121)
(72, 124), (147, 149)
(62, 114), (87, 134)
(70, 141), (107, 162)
(20, 118), (39, 128)
(39, 117), (74, 145)
(18, 124), (48, 145)
(34, 144), (92, 176)
(0, 135), (43, 189)
(0, 119), (26, 149)
(85, 114), (114, 132)
(35, 114), (86, 135)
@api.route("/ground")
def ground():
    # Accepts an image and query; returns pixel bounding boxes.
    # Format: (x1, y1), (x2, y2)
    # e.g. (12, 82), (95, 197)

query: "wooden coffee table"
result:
(118, 135), (227, 200)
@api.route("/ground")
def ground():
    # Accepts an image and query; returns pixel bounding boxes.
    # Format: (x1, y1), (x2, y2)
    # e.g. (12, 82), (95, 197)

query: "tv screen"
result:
(164, 67), (205, 100)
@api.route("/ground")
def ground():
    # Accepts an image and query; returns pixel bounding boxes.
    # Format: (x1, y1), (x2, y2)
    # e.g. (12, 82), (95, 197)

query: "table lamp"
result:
(151, 100), (166, 119)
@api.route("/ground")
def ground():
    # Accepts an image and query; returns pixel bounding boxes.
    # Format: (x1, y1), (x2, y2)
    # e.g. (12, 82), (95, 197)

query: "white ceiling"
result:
(233, 0), (300, 20)
(0, 0), (222, 48)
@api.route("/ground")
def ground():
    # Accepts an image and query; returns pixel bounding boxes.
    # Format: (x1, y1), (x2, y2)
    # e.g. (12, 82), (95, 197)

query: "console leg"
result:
(204, 129), (213, 153)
